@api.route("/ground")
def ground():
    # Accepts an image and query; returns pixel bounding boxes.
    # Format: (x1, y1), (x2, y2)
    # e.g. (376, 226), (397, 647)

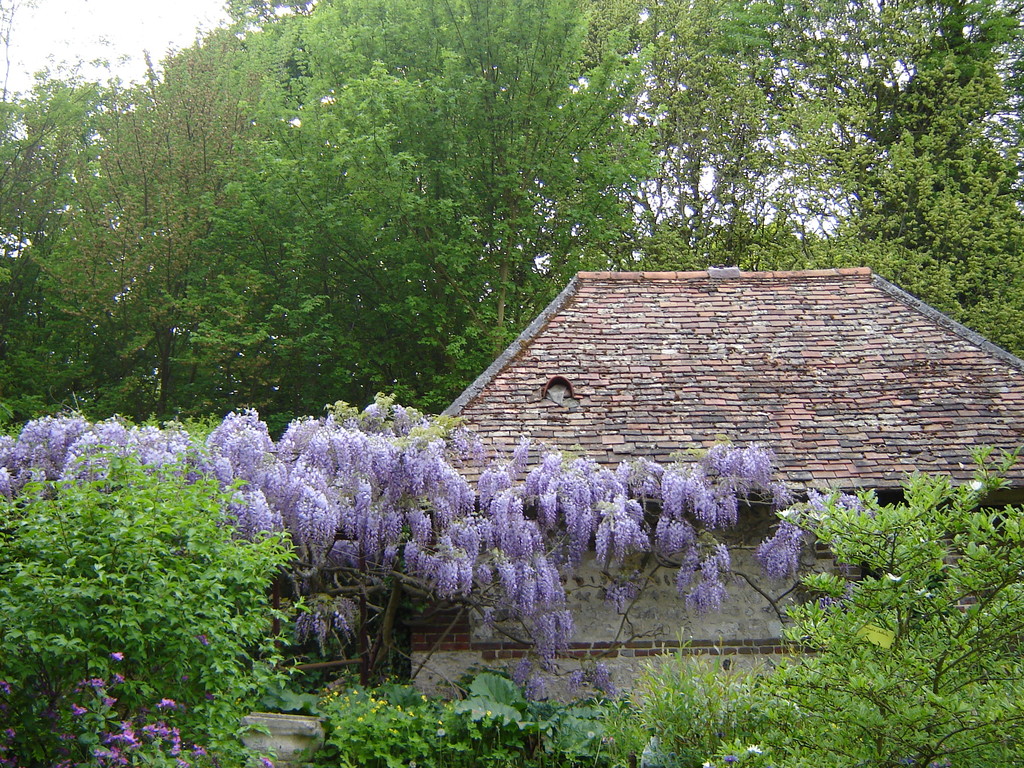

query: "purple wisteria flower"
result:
(604, 579), (641, 613)
(685, 545), (731, 613)
(11, 414), (90, 482)
(524, 674), (546, 701)
(567, 669), (585, 693)
(512, 658), (533, 687)
(756, 521), (805, 580)
(595, 496), (649, 567)
(0, 468), (12, 501)
(206, 409), (274, 486)
(592, 662), (616, 696)
(0, 403), (806, 683)
(0, 435), (14, 468)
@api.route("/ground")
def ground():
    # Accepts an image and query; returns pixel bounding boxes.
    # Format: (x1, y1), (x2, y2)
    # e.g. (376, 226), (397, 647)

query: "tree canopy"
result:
(0, 0), (1021, 424)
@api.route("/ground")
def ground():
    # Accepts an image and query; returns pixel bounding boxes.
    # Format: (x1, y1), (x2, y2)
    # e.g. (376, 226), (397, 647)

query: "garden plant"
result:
(314, 672), (613, 768)
(618, 451), (1024, 768)
(3, 405), (1022, 768)
(758, 452), (1024, 768)
(1, 399), (798, 690)
(0, 455), (291, 766)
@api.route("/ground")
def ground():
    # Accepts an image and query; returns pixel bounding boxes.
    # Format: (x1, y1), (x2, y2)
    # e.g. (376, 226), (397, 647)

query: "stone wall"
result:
(411, 509), (829, 697)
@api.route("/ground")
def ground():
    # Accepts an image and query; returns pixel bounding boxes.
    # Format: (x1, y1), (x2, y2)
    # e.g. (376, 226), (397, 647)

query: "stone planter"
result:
(240, 712), (325, 767)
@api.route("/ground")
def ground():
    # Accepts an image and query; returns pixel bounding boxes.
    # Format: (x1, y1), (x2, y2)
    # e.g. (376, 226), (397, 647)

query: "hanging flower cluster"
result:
(0, 415), (201, 499)
(755, 488), (863, 579)
(0, 399), (809, 664)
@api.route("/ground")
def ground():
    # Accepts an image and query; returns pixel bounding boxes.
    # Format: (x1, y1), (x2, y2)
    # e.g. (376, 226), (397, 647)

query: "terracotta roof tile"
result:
(446, 270), (1024, 489)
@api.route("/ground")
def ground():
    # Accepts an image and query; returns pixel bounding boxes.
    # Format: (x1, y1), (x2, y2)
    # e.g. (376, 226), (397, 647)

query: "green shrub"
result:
(315, 674), (614, 768)
(0, 455), (292, 766)
(605, 654), (768, 768)
(759, 461), (1024, 768)
(317, 684), (441, 768)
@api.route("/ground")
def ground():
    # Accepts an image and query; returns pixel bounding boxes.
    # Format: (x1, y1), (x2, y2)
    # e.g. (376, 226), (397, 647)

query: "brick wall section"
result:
(445, 268), (1024, 490)
(473, 638), (797, 660)
(410, 611), (797, 680)
(410, 610), (794, 656)
(409, 536), (817, 695)
(409, 608), (472, 654)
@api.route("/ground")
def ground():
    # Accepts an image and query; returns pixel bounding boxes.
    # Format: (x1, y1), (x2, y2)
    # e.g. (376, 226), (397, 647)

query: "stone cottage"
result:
(411, 267), (1024, 691)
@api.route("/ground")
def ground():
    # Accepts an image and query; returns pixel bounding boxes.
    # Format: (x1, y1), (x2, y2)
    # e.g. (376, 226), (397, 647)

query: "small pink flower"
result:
(109, 652), (124, 661)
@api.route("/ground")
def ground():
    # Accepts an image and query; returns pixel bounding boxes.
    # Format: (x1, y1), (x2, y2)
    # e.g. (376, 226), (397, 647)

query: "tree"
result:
(0, 0), (21, 100)
(767, 0), (1024, 351)
(599, 0), (1024, 354)
(759, 451), (1024, 768)
(0, 77), (99, 423)
(0, 453), (291, 766)
(211, 0), (647, 412)
(592, 0), (809, 270)
(45, 33), (262, 420)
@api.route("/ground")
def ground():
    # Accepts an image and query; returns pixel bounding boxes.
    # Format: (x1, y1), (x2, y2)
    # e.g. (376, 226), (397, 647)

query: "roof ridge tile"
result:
(575, 267), (872, 280)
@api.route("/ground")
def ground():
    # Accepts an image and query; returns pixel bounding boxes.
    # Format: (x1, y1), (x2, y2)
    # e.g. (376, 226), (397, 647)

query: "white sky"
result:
(4, 0), (230, 94)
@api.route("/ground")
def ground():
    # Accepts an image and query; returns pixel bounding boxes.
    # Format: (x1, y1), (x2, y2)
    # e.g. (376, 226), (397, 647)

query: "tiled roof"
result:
(445, 268), (1024, 489)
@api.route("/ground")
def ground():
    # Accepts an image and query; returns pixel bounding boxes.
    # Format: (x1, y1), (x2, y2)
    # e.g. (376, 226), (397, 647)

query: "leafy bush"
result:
(0, 455), (291, 766)
(700, 741), (773, 768)
(605, 655), (768, 768)
(757, 457), (1024, 768)
(315, 674), (614, 768)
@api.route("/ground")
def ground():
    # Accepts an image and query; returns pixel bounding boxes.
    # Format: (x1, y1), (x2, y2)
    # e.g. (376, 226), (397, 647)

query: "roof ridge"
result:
(576, 267), (872, 280)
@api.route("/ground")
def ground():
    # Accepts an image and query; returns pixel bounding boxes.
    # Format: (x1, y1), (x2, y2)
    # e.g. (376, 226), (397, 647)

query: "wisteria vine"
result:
(0, 398), (813, 671)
